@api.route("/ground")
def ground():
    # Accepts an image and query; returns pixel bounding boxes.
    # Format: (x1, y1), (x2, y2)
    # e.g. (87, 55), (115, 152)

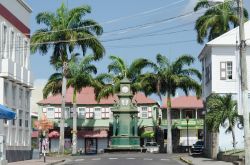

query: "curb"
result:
(46, 160), (65, 165)
(179, 157), (193, 165)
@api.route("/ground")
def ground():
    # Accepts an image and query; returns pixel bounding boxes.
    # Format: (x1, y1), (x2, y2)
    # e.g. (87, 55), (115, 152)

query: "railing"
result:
(161, 118), (204, 127)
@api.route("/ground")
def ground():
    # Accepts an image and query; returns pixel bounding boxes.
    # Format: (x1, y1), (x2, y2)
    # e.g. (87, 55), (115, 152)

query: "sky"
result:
(26, 0), (250, 99)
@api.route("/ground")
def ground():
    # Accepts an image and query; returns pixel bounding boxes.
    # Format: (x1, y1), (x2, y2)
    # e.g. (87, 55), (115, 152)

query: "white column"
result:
(195, 109), (198, 119)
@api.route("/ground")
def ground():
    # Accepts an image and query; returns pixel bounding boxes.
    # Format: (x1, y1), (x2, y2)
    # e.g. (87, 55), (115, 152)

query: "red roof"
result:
(161, 96), (203, 109)
(38, 87), (156, 105)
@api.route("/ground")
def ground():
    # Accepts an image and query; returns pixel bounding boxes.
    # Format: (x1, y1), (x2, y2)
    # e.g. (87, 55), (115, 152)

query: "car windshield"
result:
(145, 142), (157, 146)
(195, 141), (204, 145)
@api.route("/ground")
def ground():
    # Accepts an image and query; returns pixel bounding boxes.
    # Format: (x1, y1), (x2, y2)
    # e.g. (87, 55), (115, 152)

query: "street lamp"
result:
(186, 116), (189, 153)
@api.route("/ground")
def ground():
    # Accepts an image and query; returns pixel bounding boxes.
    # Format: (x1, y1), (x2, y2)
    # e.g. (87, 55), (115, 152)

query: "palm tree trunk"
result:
(59, 73), (66, 154)
(167, 95), (172, 154)
(231, 126), (236, 151)
(72, 89), (77, 155)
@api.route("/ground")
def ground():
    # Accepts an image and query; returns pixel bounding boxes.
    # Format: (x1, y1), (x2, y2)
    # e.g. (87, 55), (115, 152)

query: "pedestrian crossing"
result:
(74, 157), (170, 162)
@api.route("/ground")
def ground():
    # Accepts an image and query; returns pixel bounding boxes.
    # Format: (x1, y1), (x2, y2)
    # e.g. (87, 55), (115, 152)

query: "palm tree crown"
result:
(194, 0), (248, 43)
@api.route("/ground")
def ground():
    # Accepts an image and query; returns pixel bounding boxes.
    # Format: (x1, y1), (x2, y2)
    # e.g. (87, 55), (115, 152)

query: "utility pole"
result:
(238, 0), (250, 164)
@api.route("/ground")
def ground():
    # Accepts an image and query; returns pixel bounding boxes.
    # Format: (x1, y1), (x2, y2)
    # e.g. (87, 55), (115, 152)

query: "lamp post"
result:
(186, 116), (189, 153)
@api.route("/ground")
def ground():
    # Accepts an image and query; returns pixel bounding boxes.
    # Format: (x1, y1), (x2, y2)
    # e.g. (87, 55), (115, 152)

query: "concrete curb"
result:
(179, 157), (194, 165)
(46, 160), (65, 165)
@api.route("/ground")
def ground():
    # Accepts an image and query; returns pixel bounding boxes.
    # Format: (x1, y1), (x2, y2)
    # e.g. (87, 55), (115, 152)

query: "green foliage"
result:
(206, 94), (241, 133)
(94, 55), (152, 101)
(31, 3), (105, 68)
(194, 0), (248, 43)
(141, 131), (155, 139)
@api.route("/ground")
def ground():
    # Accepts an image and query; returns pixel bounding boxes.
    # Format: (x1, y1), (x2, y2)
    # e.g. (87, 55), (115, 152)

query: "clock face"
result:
(121, 86), (129, 93)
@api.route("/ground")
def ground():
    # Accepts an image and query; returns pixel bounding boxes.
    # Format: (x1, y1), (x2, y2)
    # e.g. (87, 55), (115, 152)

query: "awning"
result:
(0, 104), (16, 120)
(77, 130), (108, 138)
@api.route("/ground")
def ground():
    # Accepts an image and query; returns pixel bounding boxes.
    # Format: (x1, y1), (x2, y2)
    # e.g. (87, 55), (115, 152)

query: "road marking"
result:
(161, 158), (170, 161)
(143, 158), (153, 160)
(92, 158), (101, 160)
(127, 158), (136, 160)
(75, 159), (85, 161)
(109, 158), (118, 160)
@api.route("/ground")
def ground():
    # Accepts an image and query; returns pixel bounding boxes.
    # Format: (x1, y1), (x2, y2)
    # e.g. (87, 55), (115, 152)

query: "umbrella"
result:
(0, 104), (16, 120)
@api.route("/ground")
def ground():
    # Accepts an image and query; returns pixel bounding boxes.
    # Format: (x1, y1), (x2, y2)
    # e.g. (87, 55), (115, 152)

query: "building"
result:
(37, 87), (159, 153)
(198, 20), (250, 158)
(0, 0), (33, 163)
(160, 96), (204, 153)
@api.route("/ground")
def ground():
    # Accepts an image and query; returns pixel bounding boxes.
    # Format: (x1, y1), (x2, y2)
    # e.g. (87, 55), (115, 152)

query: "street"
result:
(63, 153), (184, 165)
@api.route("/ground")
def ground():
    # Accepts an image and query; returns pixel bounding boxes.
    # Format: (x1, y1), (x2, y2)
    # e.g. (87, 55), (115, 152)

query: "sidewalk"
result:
(180, 155), (233, 165)
(8, 157), (65, 165)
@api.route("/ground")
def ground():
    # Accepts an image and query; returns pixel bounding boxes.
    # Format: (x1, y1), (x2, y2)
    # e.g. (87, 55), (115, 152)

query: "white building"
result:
(199, 20), (250, 158)
(0, 0), (32, 163)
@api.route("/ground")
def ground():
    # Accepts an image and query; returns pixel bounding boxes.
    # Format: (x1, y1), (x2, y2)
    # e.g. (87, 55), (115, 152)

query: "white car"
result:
(144, 142), (159, 153)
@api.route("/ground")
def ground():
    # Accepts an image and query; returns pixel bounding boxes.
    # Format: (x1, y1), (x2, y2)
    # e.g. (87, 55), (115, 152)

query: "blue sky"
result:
(27, 0), (250, 88)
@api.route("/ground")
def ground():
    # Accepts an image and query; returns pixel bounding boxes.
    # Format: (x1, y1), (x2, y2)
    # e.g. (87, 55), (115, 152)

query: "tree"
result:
(194, 0), (248, 43)
(206, 93), (241, 150)
(94, 55), (152, 101)
(43, 55), (97, 154)
(139, 54), (201, 153)
(31, 3), (105, 154)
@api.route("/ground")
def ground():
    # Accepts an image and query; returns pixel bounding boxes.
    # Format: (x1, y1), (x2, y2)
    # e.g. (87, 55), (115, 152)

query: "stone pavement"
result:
(8, 156), (65, 165)
(180, 155), (234, 165)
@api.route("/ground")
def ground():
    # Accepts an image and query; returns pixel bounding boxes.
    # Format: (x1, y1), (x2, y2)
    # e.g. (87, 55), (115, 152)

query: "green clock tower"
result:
(110, 77), (140, 149)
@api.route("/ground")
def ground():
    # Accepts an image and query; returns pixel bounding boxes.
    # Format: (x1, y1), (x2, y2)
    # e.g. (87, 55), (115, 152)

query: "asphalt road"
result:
(63, 153), (184, 165)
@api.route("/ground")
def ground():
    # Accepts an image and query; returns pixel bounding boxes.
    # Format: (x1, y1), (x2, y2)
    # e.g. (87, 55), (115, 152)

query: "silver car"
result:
(144, 142), (159, 153)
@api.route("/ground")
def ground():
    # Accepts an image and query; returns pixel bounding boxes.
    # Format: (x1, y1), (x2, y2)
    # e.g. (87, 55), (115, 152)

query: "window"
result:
(78, 108), (85, 118)
(141, 107), (148, 118)
(102, 108), (109, 119)
(24, 41), (28, 67)
(47, 108), (54, 119)
(205, 64), (211, 83)
(25, 112), (29, 127)
(2, 25), (7, 58)
(65, 107), (70, 119)
(94, 108), (102, 119)
(12, 85), (16, 106)
(4, 82), (8, 104)
(12, 109), (16, 126)
(10, 31), (14, 59)
(86, 109), (94, 119)
(220, 61), (233, 80)
(54, 108), (61, 119)
(19, 88), (23, 107)
(19, 110), (23, 127)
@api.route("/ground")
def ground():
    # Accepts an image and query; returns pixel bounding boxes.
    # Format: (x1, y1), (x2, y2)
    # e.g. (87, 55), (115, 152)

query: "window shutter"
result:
(148, 107), (152, 118)
(220, 62), (226, 80)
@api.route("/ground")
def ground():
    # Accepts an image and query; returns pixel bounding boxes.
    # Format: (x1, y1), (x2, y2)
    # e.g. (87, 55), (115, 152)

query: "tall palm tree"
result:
(194, 0), (248, 43)
(94, 55), (152, 101)
(43, 55), (97, 154)
(139, 54), (201, 153)
(31, 3), (105, 154)
(206, 93), (242, 150)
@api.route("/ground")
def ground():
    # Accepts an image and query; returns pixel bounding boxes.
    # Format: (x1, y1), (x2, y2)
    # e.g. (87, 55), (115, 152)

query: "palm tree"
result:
(139, 54), (201, 153)
(94, 55), (152, 101)
(43, 55), (97, 154)
(206, 93), (241, 151)
(31, 3), (105, 154)
(194, 0), (248, 43)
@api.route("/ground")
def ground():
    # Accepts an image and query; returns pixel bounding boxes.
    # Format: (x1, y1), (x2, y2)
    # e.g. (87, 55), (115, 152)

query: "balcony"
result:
(161, 119), (204, 129)
(21, 67), (28, 86)
(27, 70), (33, 87)
(14, 63), (22, 83)
(0, 59), (15, 79)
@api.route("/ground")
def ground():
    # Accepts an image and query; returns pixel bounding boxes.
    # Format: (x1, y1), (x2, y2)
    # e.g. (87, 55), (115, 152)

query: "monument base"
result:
(104, 136), (146, 153)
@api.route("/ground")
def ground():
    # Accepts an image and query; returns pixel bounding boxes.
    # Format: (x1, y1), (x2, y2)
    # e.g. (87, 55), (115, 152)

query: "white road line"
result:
(127, 158), (136, 160)
(161, 158), (170, 161)
(75, 159), (85, 161)
(91, 158), (101, 160)
(143, 158), (153, 160)
(109, 158), (118, 160)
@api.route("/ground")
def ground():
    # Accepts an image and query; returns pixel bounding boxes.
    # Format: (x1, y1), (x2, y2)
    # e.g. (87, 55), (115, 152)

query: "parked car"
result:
(144, 142), (159, 153)
(190, 141), (204, 155)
